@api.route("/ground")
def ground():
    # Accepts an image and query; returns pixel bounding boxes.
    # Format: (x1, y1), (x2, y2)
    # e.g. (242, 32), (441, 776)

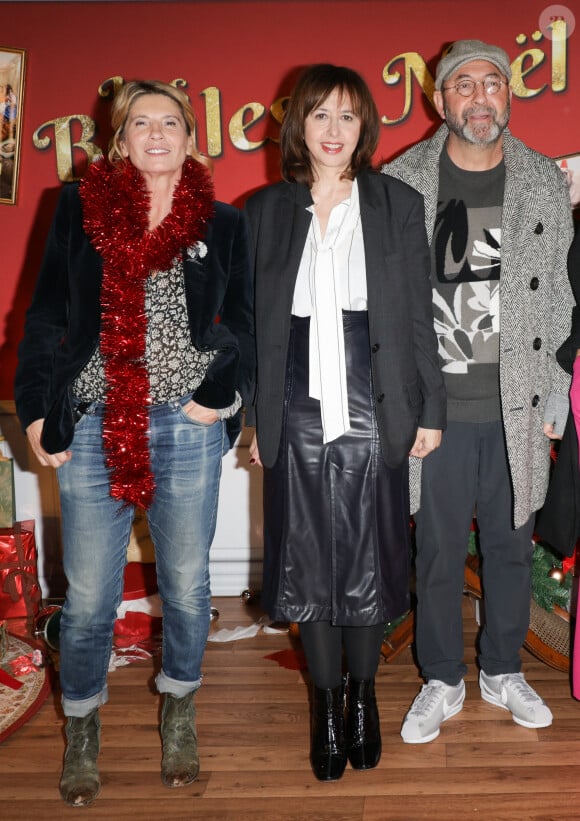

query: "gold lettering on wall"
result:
(32, 27), (573, 183)
(511, 23), (568, 97)
(510, 45), (547, 97)
(381, 52), (436, 125)
(32, 115), (102, 182)
(200, 87), (223, 157)
(228, 102), (267, 151)
(98, 76), (125, 99)
(550, 20), (567, 91)
(268, 96), (289, 144)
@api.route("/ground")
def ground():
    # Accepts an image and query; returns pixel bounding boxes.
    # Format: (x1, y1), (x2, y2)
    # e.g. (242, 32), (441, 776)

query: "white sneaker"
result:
(400, 679), (465, 744)
(479, 671), (553, 729)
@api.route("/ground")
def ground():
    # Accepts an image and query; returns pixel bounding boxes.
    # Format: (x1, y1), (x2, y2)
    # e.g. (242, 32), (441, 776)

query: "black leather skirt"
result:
(261, 311), (411, 626)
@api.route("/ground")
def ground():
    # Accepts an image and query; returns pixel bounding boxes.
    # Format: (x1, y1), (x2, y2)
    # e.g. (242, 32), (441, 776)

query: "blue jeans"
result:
(57, 397), (226, 717)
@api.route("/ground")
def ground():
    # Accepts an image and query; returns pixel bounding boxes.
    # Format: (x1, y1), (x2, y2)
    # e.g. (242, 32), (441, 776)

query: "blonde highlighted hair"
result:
(107, 79), (210, 169)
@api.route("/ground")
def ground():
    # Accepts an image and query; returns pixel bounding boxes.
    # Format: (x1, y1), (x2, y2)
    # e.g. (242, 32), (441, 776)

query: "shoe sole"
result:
(480, 688), (553, 729)
(60, 785), (101, 807)
(400, 699), (465, 744)
(161, 772), (199, 788)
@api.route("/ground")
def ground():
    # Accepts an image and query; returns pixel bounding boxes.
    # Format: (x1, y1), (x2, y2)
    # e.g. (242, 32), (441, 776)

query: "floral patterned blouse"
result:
(73, 257), (241, 418)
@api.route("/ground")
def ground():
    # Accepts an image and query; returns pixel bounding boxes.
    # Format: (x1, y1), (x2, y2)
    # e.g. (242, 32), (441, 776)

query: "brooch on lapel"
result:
(186, 241), (208, 261)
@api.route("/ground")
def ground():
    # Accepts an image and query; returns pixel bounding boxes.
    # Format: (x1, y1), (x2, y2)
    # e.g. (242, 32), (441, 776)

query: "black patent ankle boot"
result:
(310, 683), (347, 781)
(346, 677), (381, 769)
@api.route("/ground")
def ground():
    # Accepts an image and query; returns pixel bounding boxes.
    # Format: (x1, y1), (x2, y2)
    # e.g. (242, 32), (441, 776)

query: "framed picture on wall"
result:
(0, 47), (26, 206)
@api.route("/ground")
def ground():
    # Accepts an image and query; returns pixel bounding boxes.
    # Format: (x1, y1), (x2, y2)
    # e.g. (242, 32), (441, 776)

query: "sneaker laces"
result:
(408, 682), (447, 718)
(500, 673), (543, 705)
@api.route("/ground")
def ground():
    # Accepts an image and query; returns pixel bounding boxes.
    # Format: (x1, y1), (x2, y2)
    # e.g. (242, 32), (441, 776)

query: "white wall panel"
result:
(0, 402), (264, 599)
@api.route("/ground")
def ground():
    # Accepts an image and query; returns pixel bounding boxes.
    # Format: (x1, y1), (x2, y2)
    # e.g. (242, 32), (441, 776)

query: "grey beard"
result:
(446, 103), (510, 146)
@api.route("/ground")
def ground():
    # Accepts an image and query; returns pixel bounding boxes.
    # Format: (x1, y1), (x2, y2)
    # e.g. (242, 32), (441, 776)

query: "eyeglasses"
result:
(442, 78), (507, 97)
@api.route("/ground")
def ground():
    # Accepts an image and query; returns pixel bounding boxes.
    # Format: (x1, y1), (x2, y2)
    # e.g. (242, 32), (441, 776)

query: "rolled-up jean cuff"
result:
(156, 669), (202, 697)
(62, 685), (109, 717)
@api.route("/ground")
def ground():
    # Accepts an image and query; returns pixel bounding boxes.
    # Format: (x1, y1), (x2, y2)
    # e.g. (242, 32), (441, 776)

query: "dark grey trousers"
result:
(414, 420), (535, 685)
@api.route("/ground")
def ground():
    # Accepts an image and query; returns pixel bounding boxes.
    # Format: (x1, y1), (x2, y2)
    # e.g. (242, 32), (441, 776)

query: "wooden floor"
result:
(2, 596), (580, 820)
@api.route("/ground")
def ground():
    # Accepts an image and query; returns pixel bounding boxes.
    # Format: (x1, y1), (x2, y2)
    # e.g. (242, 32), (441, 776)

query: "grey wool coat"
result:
(383, 124), (574, 528)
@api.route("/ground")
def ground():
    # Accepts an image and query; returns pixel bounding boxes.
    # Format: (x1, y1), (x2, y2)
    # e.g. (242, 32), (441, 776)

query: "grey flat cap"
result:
(435, 39), (512, 90)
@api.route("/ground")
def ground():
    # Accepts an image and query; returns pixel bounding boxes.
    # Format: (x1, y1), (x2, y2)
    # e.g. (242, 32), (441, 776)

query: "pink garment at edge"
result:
(574, 607), (580, 700)
(571, 358), (580, 699)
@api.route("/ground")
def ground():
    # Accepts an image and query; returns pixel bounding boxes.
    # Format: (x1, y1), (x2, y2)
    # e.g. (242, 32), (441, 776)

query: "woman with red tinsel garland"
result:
(14, 80), (254, 807)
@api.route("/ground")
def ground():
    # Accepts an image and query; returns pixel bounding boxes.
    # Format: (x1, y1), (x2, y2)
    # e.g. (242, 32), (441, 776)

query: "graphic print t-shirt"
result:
(431, 147), (505, 422)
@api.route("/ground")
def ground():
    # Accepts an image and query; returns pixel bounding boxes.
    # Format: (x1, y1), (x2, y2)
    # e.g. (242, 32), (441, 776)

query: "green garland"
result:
(530, 542), (572, 612)
(383, 530), (573, 641)
(467, 530), (572, 614)
(384, 610), (410, 639)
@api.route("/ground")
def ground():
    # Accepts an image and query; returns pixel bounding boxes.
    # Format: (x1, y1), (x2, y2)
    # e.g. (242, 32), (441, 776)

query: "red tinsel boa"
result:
(79, 157), (215, 508)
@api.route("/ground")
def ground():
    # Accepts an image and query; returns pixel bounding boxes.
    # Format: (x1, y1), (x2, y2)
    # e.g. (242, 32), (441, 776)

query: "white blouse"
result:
(292, 179), (367, 315)
(291, 179), (367, 443)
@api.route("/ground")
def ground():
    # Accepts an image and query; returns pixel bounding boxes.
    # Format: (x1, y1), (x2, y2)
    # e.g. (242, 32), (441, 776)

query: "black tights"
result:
(298, 621), (385, 689)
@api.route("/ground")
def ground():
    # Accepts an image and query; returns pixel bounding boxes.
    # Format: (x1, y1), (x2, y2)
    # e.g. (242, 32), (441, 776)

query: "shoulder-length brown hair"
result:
(107, 79), (210, 170)
(280, 64), (380, 186)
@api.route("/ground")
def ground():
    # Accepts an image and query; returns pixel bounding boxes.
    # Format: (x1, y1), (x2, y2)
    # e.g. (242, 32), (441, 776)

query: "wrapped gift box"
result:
(113, 562), (161, 648)
(0, 520), (41, 619)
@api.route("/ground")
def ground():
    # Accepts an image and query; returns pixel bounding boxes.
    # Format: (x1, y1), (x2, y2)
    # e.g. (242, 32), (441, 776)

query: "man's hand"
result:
(543, 422), (563, 441)
(409, 427), (442, 459)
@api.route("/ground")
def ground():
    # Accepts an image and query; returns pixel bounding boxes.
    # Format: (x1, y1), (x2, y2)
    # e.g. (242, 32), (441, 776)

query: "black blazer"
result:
(15, 183), (254, 450)
(245, 169), (446, 469)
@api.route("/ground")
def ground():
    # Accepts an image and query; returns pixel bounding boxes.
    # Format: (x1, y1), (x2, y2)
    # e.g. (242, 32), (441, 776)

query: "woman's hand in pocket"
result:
(26, 419), (72, 468)
(182, 400), (219, 425)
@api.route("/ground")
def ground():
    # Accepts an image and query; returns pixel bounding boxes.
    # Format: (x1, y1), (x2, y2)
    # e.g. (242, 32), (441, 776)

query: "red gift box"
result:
(113, 563), (161, 649)
(0, 520), (41, 619)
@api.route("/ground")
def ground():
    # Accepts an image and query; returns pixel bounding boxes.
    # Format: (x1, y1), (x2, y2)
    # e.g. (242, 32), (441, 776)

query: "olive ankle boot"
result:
(59, 708), (101, 807)
(160, 692), (199, 787)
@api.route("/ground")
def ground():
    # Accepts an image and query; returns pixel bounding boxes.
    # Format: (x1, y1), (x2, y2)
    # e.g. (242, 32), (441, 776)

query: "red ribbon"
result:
(563, 549), (577, 576)
(0, 668), (23, 690)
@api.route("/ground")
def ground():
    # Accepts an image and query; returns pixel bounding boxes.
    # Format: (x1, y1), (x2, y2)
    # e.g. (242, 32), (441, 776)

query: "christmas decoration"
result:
(468, 530), (574, 615)
(381, 609), (414, 663)
(381, 529), (577, 668)
(240, 588), (258, 604)
(0, 521), (41, 619)
(468, 528), (575, 671)
(548, 566), (565, 583)
(530, 540), (573, 613)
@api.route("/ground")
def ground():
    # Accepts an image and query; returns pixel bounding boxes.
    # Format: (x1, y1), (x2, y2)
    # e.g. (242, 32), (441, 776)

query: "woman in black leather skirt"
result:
(245, 64), (445, 781)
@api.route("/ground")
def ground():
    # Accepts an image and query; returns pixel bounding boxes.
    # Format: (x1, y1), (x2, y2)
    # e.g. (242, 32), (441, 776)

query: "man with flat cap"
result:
(383, 39), (574, 742)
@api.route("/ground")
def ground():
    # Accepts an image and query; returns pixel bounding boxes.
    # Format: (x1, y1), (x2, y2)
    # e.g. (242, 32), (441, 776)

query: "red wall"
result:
(2, 0), (579, 396)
